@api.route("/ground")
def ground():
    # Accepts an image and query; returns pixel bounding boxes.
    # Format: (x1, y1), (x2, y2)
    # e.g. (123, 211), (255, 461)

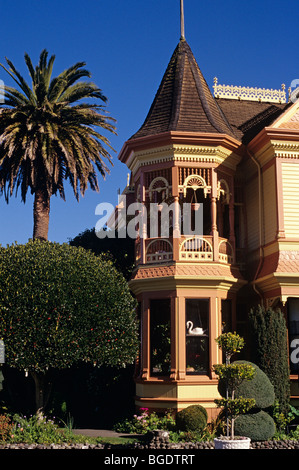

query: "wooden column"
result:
(210, 295), (220, 377)
(229, 176), (236, 259)
(140, 172), (147, 264)
(177, 295), (186, 380)
(172, 166), (180, 261)
(211, 168), (219, 261)
(141, 296), (150, 380)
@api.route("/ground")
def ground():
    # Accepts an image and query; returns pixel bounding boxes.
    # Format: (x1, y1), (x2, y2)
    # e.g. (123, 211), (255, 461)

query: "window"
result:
(185, 299), (209, 375)
(150, 299), (171, 376)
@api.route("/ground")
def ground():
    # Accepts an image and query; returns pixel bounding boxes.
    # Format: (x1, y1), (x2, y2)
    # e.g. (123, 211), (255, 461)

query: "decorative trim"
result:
(128, 144), (240, 175)
(272, 141), (299, 159)
(213, 77), (287, 103)
(182, 174), (211, 197)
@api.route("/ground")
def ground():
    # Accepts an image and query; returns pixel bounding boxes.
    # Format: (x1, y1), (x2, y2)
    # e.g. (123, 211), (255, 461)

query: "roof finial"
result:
(180, 0), (185, 39)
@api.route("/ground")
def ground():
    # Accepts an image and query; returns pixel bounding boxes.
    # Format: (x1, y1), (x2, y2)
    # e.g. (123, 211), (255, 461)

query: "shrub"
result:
(213, 333), (256, 439)
(235, 410), (276, 442)
(219, 360), (276, 441)
(0, 240), (139, 413)
(0, 415), (13, 442)
(218, 360), (275, 409)
(175, 405), (207, 432)
(9, 414), (69, 444)
(113, 408), (176, 434)
(249, 305), (290, 414)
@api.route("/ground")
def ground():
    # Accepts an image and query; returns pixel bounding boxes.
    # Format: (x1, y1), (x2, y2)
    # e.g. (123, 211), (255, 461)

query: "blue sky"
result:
(0, 0), (298, 246)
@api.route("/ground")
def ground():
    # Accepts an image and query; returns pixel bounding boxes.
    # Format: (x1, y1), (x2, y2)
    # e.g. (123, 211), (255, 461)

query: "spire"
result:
(180, 0), (185, 39)
(130, 39), (236, 140)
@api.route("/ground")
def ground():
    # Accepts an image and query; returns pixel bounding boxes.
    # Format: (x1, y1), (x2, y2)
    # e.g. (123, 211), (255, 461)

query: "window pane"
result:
(186, 299), (209, 375)
(150, 299), (171, 376)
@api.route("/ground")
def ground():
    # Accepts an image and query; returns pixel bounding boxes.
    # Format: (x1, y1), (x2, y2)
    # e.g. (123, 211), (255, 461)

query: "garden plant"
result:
(213, 332), (256, 440)
(0, 240), (139, 414)
(249, 305), (290, 414)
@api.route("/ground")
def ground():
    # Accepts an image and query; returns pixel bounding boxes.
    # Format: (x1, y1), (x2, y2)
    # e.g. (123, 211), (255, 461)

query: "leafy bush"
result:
(219, 360), (276, 441)
(235, 410), (276, 442)
(0, 240), (139, 412)
(249, 306), (290, 414)
(175, 405), (207, 432)
(272, 401), (299, 437)
(113, 408), (176, 434)
(218, 361), (275, 409)
(213, 333), (256, 439)
(9, 414), (71, 444)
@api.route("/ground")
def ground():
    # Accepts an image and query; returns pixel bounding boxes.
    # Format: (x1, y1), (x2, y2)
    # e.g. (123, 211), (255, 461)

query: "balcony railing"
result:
(136, 235), (235, 265)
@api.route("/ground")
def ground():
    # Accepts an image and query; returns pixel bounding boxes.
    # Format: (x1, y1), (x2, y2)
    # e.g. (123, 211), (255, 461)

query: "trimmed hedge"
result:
(218, 360), (276, 441)
(218, 360), (275, 409)
(233, 360), (275, 409)
(235, 410), (276, 442)
(176, 405), (207, 432)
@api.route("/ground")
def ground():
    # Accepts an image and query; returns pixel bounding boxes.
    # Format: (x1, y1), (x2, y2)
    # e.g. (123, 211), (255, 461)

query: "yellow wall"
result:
(245, 171), (260, 252)
(263, 164), (277, 245)
(281, 161), (299, 238)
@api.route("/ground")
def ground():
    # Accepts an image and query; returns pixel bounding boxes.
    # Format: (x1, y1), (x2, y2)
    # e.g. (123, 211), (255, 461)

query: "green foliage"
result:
(215, 332), (245, 361)
(218, 361), (275, 409)
(213, 333), (256, 439)
(69, 228), (135, 281)
(9, 414), (67, 444)
(214, 363), (255, 396)
(249, 305), (290, 413)
(0, 240), (139, 374)
(0, 50), (116, 240)
(219, 360), (276, 441)
(272, 401), (299, 436)
(214, 397), (255, 419)
(234, 410), (276, 442)
(113, 408), (176, 434)
(175, 405), (207, 432)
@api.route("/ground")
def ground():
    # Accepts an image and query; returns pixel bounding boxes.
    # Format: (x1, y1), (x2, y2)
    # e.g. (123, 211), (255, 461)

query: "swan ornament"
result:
(186, 321), (205, 336)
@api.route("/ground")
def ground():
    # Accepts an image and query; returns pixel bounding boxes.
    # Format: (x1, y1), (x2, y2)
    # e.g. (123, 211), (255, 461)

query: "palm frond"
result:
(0, 49), (116, 221)
(0, 59), (36, 104)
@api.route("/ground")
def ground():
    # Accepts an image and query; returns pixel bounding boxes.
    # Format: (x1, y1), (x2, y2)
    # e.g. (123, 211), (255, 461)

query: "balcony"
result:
(136, 235), (235, 265)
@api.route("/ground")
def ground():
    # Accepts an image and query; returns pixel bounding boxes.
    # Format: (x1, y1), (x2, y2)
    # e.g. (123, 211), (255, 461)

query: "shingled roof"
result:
(216, 98), (290, 143)
(130, 38), (236, 140)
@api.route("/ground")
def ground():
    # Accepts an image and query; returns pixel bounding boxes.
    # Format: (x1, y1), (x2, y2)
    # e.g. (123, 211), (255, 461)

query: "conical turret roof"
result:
(130, 38), (236, 140)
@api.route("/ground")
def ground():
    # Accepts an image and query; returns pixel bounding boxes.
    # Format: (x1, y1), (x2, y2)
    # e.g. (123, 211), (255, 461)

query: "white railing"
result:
(145, 239), (173, 264)
(179, 236), (213, 261)
(136, 236), (235, 265)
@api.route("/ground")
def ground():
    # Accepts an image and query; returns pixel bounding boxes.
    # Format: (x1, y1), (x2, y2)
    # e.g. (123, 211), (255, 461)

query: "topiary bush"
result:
(235, 410), (276, 442)
(226, 361), (275, 409)
(218, 360), (276, 441)
(175, 405), (207, 432)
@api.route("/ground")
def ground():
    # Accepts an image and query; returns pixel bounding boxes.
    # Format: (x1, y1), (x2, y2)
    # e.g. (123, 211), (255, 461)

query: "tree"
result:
(0, 240), (139, 413)
(249, 305), (290, 414)
(0, 49), (116, 240)
(69, 228), (135, 280)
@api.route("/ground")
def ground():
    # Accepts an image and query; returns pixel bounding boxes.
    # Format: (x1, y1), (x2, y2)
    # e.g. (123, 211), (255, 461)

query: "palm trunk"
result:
(33, 189), (50, 241)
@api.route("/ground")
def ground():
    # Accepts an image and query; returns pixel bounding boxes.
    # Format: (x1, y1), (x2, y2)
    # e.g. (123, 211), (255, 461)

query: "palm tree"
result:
(0, 49), (116, 240)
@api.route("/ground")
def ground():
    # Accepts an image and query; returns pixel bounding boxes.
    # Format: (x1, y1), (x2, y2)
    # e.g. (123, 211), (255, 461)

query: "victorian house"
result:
(117, 24), (299, 419)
